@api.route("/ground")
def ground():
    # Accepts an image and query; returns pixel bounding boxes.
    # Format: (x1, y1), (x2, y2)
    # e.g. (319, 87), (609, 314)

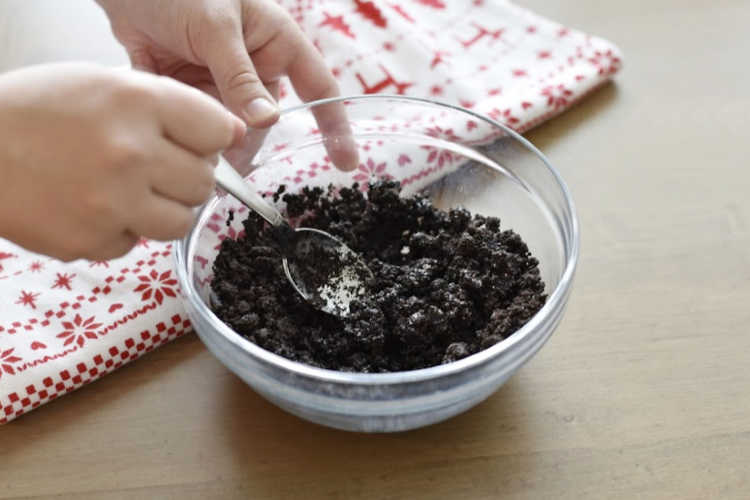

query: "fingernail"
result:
(245, 98), (278, 126)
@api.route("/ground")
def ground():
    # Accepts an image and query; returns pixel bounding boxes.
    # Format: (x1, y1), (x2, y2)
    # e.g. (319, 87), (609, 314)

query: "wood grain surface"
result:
(1, 1), (749, 498)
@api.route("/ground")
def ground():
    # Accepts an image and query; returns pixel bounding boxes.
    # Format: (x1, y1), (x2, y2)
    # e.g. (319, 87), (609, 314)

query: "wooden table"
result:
(2, 1), (749, 498)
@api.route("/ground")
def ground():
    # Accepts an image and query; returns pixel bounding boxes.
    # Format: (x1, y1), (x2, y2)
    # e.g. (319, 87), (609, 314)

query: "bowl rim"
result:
(176, 94), (580, 385)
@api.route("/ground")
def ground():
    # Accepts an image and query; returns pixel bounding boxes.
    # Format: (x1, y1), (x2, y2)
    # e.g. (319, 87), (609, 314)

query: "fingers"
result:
(127, 46), (157, 73)
(223, 80), (280, 173)
(202, 22), (280, 128)
(115, 137), (210, 242)
(134, 140), (216, 243)
(84, 231), (140, 261)
(192, 82), (222, 101)
(153, 76), (246, 155)
(150, 140), (215, 206)
(110, 143), (212, 247)
(287, 52), (359, 172)
(127, 194), (195, 241)
(309, 101), (360, 172)
(260, 21), (359, 171)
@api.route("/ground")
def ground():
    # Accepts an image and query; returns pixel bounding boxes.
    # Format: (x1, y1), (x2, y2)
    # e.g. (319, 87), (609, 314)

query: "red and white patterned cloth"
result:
(0, 0), (621, 423)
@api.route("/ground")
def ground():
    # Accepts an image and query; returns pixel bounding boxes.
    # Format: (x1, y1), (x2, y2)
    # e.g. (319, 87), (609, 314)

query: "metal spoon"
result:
(213, 155), (371, 317)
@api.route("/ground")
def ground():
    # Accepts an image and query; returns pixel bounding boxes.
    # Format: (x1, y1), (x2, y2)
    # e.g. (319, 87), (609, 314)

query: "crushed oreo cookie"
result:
(210, 180), (546, 372)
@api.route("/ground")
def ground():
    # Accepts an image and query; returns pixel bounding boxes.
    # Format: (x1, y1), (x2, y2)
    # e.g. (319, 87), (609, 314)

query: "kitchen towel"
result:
(0, 0), (621, 423)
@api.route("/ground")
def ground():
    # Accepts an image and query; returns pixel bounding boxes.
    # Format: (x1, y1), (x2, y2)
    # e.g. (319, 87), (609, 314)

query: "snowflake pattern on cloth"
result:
(0, 0), (622, 423)
(279, 0), (622, 132)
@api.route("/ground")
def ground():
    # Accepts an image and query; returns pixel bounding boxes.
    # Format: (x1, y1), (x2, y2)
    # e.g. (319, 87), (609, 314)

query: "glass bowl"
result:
(174, 95), (579, 432)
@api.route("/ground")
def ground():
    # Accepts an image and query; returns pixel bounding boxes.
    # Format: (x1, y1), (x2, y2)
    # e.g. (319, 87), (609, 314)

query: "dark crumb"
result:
(211, 180), (546, 373)
(272, 184), (287, 203)
(226, 210), (234, 227)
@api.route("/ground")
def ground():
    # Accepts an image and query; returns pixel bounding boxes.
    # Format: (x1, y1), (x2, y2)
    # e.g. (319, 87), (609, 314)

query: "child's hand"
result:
(96, 0), (358, 171)
(0, 63), (245, 261)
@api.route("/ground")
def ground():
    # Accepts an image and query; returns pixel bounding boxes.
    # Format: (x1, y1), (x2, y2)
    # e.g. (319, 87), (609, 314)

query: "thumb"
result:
(203, 29), (279, 129)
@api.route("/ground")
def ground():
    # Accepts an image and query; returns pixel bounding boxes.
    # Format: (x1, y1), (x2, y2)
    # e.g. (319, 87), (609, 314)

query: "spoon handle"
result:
(214, 155), (284, 227)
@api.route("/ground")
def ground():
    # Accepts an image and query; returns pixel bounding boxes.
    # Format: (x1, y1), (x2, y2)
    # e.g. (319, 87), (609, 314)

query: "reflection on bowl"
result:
(175, 95), (579, 432)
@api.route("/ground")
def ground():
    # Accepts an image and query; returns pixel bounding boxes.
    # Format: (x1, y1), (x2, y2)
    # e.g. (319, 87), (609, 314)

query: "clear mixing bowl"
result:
(175, 95), (579, 432)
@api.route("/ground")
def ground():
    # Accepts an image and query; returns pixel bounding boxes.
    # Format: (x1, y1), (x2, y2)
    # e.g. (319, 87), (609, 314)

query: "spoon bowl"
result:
(282, 227), (372, 317)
